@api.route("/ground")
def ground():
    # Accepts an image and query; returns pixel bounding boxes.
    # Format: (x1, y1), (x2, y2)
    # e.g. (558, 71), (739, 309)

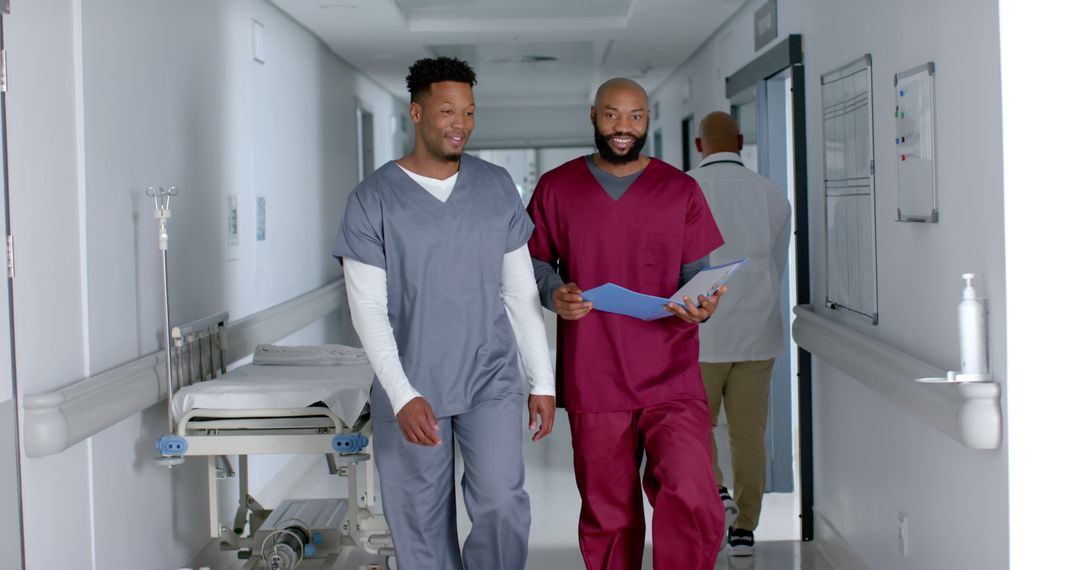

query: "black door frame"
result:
(725, 34), (814, 541)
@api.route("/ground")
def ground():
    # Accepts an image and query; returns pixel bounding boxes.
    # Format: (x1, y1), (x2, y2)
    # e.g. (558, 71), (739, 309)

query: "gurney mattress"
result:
(172, 362), (373, 426)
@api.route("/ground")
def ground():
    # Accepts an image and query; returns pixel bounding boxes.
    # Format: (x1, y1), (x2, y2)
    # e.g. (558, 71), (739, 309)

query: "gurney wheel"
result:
(155, 455), (185, 468)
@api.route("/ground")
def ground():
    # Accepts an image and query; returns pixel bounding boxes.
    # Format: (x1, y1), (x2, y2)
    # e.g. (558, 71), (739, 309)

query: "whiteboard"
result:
(895, 62), (938, 222)
(821, 55), (879, 323)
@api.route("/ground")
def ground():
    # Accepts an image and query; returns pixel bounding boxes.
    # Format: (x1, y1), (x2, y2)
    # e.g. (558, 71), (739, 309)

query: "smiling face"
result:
(412, 80), (476, 162)
(591, 83), (650, 165)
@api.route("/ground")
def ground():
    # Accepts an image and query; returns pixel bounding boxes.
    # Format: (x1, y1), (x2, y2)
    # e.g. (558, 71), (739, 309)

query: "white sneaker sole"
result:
(729, 544), (754, 557)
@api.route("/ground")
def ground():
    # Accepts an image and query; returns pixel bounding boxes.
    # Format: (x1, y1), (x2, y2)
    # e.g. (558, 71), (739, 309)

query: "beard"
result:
(432, 142), (463, 163)
(420, 131), (464, 163)
(593, 119), (648, 164)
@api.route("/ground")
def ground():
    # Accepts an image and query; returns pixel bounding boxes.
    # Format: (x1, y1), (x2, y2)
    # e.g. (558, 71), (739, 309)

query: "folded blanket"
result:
(252, 344), (368, 366)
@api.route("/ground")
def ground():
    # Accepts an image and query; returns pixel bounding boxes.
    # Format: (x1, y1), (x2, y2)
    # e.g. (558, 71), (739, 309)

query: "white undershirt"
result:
(398, 165), (458, 202)
(344, 165), (555, 416)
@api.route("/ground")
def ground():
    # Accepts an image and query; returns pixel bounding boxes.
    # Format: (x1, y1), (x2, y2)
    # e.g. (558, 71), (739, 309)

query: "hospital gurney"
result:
(154, 312), (394, 570)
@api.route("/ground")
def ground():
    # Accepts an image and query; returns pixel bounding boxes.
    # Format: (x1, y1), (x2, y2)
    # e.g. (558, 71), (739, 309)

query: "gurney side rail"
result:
(177, 407), (345, 436)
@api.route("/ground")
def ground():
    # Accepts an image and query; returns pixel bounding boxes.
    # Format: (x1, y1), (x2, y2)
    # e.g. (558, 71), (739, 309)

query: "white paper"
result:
(669, 257), (748, 303)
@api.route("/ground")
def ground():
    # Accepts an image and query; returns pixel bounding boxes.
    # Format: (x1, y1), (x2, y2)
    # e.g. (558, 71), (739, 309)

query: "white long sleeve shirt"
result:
(689, 152), (792, 362)
(343, 166), (555, 416)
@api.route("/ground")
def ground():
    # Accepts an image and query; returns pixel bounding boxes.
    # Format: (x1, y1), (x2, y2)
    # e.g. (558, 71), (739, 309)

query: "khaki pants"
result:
(700, 359), (774, 532)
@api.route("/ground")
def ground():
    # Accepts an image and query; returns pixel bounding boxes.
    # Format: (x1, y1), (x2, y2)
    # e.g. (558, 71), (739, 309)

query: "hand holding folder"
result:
(580, 258), (747, 321)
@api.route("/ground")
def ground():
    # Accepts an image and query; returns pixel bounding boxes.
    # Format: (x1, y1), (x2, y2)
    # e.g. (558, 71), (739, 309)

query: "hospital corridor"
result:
(0, 0), (1076, 569)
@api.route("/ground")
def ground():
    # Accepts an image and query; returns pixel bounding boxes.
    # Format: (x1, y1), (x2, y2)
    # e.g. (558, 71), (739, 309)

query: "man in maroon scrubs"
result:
(527, 78), (727, 570)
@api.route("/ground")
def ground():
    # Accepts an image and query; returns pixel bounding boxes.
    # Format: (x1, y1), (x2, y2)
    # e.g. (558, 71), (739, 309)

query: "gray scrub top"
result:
(332, 154), (534, 422)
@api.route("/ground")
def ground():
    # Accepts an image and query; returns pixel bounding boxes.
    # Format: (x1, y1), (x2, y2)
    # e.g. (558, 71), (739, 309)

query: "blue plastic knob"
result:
(331, 433), (370, 453)
(304, 544), (317, 558)
(312, 532), (325, 545)
(331, 434), (358, 452)
(154, 435), (188, 456)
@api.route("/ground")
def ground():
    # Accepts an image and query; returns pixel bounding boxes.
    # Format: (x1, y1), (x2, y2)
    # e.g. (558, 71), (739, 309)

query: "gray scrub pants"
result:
(373, 394), (530, 570)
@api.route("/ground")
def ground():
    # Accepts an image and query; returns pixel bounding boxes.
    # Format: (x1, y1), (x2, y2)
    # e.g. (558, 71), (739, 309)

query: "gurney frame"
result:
(155, 312), (393, 566)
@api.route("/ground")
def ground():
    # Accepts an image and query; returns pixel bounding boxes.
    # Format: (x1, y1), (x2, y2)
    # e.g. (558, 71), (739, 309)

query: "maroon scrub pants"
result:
(567, 399), (726, 570)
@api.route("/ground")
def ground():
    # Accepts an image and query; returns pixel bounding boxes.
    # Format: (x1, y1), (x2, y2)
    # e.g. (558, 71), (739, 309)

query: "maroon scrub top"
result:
(527, 156), (724, 413)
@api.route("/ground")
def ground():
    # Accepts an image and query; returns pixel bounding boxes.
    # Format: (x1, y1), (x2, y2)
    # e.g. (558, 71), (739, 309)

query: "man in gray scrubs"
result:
(332, 57), (556, 569)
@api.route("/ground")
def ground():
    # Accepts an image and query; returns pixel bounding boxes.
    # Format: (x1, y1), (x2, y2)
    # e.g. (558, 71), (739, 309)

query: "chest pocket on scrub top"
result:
(642, 231), (680, 287)
(479, 229), (508, 284)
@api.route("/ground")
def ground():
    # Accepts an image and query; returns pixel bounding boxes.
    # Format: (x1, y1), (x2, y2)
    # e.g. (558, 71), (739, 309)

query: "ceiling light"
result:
(484, 55), (560, 64)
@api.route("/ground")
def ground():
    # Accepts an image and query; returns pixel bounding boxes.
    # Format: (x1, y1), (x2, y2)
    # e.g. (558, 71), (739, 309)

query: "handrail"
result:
(22, 279), (347, 457)
(791, 304), (1001, 450)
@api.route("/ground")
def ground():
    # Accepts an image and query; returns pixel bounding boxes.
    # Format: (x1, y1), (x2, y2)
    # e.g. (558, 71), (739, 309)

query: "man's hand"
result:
(527, 394), (556, 442)
(665, 286), (727, 324)
(553, 282), (592, 320)
(396, 397), (442, 446)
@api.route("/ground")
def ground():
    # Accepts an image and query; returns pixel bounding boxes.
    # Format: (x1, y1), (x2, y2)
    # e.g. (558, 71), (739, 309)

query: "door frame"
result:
(725, 34), (813, 541)
(0, 10), (28, 568)
(681, 113), (695, 171)
(355, 100), (375, 182)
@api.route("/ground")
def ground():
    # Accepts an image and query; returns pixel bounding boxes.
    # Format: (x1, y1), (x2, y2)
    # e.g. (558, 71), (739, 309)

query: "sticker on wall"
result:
(227, 194), (239, 247)
(256, 196), (266, 241)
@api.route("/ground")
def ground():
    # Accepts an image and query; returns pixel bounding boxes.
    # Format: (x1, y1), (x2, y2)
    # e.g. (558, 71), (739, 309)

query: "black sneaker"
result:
(718, 486), (739, 520)
(728, 528), (755, 557)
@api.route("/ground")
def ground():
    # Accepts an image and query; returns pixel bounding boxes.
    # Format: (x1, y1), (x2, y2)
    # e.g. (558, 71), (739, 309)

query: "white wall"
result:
(1000, 1), (1080, 566)
(652, 1), (1008, 568)
(6, 0), (406, 568)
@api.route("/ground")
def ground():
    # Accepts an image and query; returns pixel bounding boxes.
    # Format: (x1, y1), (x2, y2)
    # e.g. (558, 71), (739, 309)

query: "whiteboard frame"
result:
(820, 54), (880, 324)
(894, 62), (939, 223)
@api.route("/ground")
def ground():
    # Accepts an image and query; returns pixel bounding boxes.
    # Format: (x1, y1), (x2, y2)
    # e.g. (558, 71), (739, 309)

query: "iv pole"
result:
(147, 186), (177, 431)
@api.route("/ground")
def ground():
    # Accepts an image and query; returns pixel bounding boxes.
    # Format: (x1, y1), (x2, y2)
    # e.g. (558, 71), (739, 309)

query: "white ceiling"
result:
(270, 0), (747, 108)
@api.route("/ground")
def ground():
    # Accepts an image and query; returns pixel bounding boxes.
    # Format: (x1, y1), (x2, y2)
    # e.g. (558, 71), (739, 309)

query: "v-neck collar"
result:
(581, 155), (653, 204)
(393, 157), (466, 207)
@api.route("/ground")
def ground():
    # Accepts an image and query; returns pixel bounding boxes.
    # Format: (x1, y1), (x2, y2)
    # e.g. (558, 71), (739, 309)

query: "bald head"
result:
(697, 111), (742, 157)
(593, 77), (648, 108)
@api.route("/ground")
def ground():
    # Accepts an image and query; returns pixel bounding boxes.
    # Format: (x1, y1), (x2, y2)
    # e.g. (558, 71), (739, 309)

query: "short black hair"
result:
(406, 57), (477, 102)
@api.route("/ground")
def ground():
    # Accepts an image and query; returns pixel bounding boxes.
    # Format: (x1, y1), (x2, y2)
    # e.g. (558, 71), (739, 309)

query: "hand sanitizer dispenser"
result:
(916, 273), (991, 383)
(956, 273), (989, 381)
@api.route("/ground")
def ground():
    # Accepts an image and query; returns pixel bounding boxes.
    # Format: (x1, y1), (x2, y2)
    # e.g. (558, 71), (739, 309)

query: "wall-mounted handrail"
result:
(791, 304), (1001, 450)
(22, 279), (347, 457)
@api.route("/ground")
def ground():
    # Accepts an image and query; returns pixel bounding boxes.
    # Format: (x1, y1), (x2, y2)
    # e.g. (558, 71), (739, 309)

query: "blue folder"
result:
(580, 258), (747, 321)
(580, 284), (675, 321)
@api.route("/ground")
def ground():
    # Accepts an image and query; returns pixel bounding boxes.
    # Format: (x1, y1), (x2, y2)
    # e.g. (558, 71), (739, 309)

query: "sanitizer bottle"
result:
(958, 273), (988, 379)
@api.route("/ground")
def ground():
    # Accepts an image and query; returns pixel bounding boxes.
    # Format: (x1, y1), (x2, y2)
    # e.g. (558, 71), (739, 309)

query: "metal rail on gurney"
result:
(160, 407), (368, 457)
